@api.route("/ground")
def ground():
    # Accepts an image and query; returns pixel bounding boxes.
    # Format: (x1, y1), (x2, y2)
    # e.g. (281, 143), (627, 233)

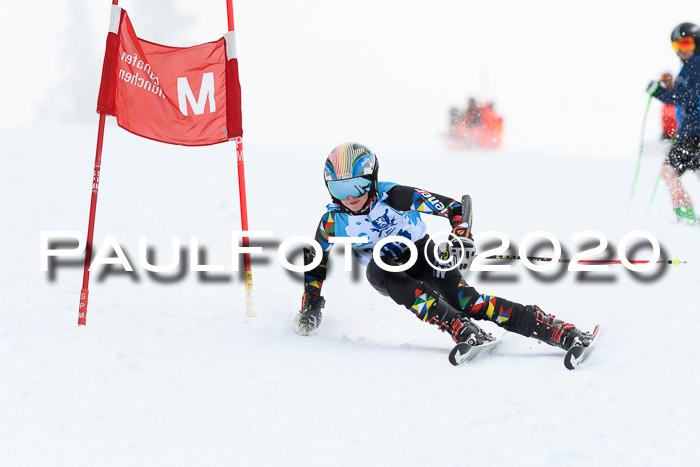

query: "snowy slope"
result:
(1, 123), (698, 466)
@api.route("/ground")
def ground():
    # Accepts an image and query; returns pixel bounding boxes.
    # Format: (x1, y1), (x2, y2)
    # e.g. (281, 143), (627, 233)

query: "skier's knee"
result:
(661, 163), (680, 182)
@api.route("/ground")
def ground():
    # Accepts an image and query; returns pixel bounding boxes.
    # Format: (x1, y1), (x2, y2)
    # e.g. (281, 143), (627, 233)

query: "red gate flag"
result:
(97, 6), (242, 146)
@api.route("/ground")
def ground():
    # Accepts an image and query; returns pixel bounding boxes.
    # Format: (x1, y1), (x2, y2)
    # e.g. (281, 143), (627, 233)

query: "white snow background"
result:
(1, 1), (699, 466)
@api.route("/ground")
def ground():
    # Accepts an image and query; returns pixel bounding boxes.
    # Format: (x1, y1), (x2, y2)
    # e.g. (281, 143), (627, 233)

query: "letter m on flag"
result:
(178, 73), (216, 116)
(96, 6), (242, 146)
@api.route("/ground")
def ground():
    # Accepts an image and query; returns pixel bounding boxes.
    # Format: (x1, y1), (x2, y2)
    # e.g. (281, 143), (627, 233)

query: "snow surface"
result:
(1, 124), (699, 466)
(3, 1), (700, 465)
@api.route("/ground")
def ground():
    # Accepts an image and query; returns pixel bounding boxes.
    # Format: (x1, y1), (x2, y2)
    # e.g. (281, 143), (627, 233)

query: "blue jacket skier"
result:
(649, 22), (700, 224)
(296, 142), (594, 352)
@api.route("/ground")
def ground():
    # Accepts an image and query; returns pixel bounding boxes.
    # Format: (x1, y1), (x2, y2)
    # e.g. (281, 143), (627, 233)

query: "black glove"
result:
(296, 293), (325, 335)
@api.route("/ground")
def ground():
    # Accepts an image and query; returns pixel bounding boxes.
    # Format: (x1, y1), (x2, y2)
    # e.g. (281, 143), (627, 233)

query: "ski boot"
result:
(530, 306), (592, 350)
(425, 297), (493, 345)
(296, 293), (325, 336)
(451, 317), (496, 346)
(675, 206), (698, 225)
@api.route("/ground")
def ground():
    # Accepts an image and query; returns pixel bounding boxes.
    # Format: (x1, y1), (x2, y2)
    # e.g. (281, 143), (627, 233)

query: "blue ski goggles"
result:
(327, 176), (372, 200)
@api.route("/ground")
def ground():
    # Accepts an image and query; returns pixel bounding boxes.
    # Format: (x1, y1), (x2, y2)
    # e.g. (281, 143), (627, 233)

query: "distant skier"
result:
(463, 97), (482, 127)
(648, 23), (700, 225)
(296, 142), (595, 353)
(448, 106), (461, 143)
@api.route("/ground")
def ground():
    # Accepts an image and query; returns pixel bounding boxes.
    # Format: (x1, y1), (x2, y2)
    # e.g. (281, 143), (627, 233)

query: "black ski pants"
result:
(365, 236), (535, 335)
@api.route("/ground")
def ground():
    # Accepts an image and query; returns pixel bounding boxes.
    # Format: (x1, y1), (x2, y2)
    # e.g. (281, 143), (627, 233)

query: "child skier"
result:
(296, 142), (595, 352)
(648, 22), (700, 225)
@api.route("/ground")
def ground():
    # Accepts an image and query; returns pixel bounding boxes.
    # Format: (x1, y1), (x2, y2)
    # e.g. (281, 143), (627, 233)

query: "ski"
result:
(448, 334), (501, 366)
(564, 325), (601, 370)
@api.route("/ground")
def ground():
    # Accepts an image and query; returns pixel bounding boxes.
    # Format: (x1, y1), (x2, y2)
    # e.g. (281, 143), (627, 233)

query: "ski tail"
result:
(564, 325), (601, 370)
(460, 194), (473, 238)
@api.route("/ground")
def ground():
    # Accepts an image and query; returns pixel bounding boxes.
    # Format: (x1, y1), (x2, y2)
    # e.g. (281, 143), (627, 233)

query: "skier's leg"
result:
(434, 277), (593, 350)
(661, 163), (696, 222)
(419, 240), (534, 333)
(501, 304), (594, 350)
(367, 241), (592, 350)
(411, 234), (591, 349)
(663, 137), (700, 223)
(366, 257), (486, 344)
(435, 275), (518, 323)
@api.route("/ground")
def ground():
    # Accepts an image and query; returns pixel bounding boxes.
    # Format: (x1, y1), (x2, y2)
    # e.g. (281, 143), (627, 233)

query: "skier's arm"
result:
(384, 184), (464, 228)
(653, 59), (700, 107)
(301, 212), (335, 301)
(653, 82), (700, 107)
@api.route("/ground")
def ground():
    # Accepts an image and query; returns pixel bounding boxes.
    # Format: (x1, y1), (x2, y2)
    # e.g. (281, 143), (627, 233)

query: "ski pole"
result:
(629, 92), (656, 203)
(484, 255), (684, 266)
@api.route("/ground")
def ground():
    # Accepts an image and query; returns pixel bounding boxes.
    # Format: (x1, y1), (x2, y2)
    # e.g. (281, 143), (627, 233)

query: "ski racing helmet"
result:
(671, 23), (700, 56)
(323, 143), (379, 207)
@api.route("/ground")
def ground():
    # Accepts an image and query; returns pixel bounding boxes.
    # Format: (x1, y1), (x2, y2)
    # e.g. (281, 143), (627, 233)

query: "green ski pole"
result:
(629, 88), (658, 203)
(647, 170), (663, 215)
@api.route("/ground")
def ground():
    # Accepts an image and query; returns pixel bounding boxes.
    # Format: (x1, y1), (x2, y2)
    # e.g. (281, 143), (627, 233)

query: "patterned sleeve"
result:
(383, 184), (464, 228)
(303, 211), (337, 297)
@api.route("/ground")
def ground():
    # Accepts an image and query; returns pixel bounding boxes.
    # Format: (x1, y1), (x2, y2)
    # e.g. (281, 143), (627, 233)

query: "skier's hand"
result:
(296, 293), (325, 336)
(647, 80), (660, 95)
(437, 236), (476, 272)
(448, 236), (477, 272)
(443, 222), (476, 271)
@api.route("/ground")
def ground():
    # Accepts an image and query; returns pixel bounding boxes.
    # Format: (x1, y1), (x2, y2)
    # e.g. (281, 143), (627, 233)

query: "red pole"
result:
(78, 0), (119, 326)
(78, 113), (107, 326)
(227, 0), (255, 317)
(226, 1), (235, 31)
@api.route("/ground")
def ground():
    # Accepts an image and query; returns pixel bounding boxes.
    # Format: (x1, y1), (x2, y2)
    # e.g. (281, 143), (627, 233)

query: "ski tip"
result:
(448, 342), (473, 366)
(564, 345), (585, 370)
(564, 324), (600, 370)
